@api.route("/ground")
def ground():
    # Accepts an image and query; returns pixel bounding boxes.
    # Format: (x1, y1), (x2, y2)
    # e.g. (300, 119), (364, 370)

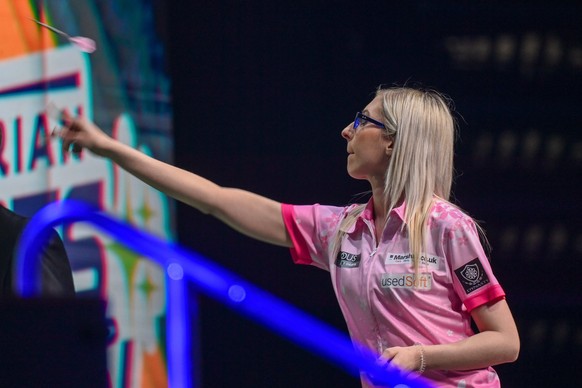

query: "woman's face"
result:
(341, 95), (393, 184)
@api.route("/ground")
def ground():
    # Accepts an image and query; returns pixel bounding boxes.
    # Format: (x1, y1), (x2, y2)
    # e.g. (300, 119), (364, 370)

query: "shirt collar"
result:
(352, 197), (406, 227)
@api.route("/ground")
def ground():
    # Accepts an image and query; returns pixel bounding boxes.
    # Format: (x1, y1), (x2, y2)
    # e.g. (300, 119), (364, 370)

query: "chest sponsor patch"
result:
(380, 273), (432, 290)
(385, 252), (441, 268)
(454, 258), (490, 294)
(335, 251), (361, 268)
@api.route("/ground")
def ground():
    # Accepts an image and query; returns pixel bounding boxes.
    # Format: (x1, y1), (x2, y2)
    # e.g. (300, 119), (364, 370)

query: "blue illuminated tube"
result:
(15, 200), (433, 388)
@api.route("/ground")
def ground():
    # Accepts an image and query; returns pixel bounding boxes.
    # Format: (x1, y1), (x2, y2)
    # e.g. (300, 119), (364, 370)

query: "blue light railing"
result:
(15, 200), (433, 388)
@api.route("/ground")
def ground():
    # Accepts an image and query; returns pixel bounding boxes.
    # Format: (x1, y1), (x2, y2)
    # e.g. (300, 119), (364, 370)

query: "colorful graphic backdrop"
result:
(0, 2), (172, 387)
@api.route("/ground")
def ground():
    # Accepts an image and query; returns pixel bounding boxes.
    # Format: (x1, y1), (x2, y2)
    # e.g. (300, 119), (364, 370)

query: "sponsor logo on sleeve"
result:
(454, 258), (490, 294)
(335, 251), (361, 268)
(380, 273), (432, 290)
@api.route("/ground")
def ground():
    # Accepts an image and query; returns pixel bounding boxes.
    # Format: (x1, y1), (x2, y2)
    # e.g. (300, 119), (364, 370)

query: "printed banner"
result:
(0, 2), (172, 387)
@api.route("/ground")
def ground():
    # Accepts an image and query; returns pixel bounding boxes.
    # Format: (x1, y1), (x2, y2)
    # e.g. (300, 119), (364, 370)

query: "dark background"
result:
(163, 1), (581, 386)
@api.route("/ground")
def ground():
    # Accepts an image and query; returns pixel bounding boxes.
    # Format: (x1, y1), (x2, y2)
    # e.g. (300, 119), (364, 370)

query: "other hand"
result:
(378, 345), (423, 376)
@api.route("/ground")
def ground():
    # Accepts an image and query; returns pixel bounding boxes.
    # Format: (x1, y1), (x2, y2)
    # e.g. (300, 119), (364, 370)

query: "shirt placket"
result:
(360, 217), (387, 355)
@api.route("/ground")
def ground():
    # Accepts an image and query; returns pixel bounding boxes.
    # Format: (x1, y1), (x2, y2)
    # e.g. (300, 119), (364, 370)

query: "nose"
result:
(341, 123), (354, 140)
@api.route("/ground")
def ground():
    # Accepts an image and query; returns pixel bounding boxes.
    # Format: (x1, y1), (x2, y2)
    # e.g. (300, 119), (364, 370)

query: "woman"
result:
(58, 86), (519, 387)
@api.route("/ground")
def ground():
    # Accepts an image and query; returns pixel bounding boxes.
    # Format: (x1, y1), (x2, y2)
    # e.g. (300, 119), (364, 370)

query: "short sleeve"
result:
(444, 216), (505, 312)
(281, 203), (345, 272)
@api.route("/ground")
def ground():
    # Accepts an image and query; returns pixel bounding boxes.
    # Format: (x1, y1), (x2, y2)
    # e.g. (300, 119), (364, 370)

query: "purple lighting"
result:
(15, 200), (434, 388)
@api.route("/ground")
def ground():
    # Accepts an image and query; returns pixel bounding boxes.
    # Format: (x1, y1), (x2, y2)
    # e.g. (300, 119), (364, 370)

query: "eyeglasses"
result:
(353, 111), (385, 131)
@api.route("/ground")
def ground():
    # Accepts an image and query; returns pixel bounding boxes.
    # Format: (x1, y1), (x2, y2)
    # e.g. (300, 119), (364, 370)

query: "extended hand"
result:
(53, 112), (112, 156)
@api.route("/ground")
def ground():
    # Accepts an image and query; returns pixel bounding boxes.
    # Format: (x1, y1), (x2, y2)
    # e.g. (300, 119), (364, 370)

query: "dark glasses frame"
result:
(353, 111), (385, 130)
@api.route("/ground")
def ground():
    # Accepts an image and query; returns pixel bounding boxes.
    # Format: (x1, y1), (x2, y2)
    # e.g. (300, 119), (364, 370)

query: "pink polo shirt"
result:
(282, 198), (506, 387)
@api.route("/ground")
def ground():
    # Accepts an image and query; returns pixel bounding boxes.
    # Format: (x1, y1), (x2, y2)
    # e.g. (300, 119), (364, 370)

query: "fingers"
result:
(50, 119), (79, 153)
(46, 104), (84, 153)
(376, 347), (396, 369)
(50, 126), (62, 137)
(381, 347), (397, 361)
(375, 357), (389, 368)
(378, 346), (421, 376)
(62, 110), (74, 126)
(61, 136), (78, 154)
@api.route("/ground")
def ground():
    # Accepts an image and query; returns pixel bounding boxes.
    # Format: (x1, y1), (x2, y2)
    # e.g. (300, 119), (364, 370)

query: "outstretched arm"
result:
(58, 115), (292, 247)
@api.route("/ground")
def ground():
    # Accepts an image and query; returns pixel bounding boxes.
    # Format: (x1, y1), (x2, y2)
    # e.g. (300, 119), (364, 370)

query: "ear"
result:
(385, 138), (394, 157)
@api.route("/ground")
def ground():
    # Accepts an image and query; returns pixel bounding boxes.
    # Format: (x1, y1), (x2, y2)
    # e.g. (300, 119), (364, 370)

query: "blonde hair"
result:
(333, 86), (457, 270)
(379, 87), (455, 270)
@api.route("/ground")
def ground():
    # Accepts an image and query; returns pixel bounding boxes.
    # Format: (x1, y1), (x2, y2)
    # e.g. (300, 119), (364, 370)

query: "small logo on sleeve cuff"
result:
(454, 258), (490, 294)
(335, 251), (361, 268)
